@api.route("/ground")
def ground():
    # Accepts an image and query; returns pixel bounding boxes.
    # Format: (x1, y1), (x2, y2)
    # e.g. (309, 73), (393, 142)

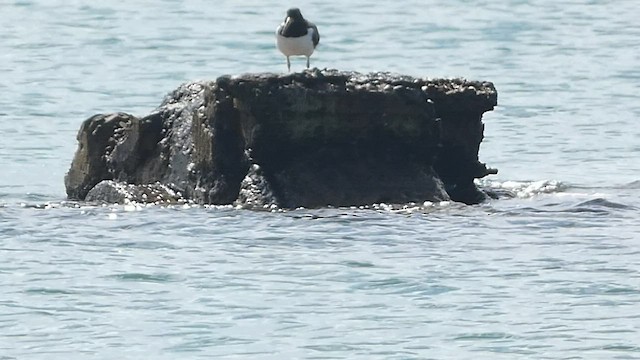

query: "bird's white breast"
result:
(276, 27), (316, 57)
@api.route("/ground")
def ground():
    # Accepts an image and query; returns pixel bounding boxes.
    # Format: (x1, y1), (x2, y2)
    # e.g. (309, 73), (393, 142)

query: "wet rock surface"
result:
(65, 69), (498, 208)
(85, 180), (183, 205)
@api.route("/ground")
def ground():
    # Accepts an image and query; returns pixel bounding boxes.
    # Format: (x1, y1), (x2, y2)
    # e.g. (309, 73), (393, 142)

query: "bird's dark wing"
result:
(308, 22), (320, 47)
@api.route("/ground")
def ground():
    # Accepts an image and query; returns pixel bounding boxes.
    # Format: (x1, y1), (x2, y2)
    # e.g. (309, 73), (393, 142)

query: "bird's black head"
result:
(286, 8), (304, 20)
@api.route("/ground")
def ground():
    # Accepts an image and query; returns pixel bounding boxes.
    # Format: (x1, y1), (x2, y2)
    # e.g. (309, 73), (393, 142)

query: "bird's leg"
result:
(306, 56), (310, 69)
(287, 56), (291, 72)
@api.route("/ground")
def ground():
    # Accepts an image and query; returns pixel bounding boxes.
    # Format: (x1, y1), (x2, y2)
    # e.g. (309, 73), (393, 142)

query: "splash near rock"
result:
(65, 69), (498, 208)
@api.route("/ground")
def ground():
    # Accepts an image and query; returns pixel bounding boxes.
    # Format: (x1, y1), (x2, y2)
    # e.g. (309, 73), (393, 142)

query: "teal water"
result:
(1, 0), (639, 358)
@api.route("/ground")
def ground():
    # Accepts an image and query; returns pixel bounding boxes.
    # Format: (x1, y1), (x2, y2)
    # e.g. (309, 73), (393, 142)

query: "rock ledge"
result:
(65, 69), (498, 208)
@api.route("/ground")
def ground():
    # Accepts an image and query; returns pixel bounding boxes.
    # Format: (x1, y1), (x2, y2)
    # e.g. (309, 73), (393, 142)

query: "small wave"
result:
(350, 277), (459, 297)
(453, 332), (518, 341)
(106, 272), (181, 283)
(24, 287), (77, 295)
(116, 241), (178, 250)
(497, 197), (635, 217)
(342, 260), (375, 268)
(543, 283), (639, 296)
(574, 198), (636, 211)
(618, 180), (640, 189)
(478, 179), (566, 198)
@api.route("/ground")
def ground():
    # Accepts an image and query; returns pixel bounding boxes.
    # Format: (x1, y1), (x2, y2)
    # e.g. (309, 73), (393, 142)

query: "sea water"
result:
(1, 0), (639, 358)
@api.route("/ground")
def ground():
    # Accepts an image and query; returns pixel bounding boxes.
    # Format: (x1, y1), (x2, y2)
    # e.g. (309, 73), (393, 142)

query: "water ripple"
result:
(106, 273), (182, 283)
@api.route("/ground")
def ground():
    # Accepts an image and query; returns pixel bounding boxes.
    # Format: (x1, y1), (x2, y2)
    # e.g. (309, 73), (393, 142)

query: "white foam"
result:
(479, 179), (565, 198)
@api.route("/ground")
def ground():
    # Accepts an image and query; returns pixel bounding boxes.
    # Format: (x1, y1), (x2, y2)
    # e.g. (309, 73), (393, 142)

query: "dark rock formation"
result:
(65, 69), (498, 208)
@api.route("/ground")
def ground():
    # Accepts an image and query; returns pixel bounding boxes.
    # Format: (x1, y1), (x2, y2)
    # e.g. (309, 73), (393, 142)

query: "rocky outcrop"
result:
(65, 69), (497, 208)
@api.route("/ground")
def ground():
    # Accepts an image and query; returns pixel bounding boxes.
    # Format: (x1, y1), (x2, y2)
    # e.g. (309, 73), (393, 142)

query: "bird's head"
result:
(285, 8), (304, 21)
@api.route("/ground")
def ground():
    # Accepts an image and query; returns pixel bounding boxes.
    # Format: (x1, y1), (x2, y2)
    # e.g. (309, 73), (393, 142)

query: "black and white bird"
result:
(276, 8), (320, 72)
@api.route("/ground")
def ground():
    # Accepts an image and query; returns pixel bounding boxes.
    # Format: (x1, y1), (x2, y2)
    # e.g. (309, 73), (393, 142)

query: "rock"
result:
(235, 164), (278, 209)
(85, 180), (183, 204)
(65, 69), (498, 208)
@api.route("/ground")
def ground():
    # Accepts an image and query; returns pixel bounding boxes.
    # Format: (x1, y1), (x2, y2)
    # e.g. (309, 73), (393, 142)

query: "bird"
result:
(276, 8), (320, 72)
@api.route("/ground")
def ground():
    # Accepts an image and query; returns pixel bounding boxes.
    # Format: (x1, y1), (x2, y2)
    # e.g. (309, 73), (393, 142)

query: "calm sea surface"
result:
(1, 0), (639, 358)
